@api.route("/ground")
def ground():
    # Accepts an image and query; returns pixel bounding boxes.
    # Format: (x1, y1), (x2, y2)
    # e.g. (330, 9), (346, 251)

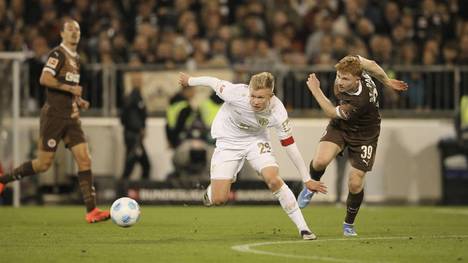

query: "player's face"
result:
(335, 71), (360, 93)
(61, 21), (81, 46)
(250, 88), (273, 112)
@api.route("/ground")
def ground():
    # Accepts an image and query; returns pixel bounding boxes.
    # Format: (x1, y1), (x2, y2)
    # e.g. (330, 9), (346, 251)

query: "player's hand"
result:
(304, 179), (328, 194)
(71, 102), (80, 119)
(179, 72), (190, 88)
(76, 97), (90, 110)
(386, 79), (408, 91)
(306, 73), (321, 93)
(68, 85), (82, 97)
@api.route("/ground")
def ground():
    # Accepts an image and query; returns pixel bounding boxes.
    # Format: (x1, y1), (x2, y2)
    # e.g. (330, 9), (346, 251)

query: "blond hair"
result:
(334, 55), (363, 77)
(249, 72), (275, 92)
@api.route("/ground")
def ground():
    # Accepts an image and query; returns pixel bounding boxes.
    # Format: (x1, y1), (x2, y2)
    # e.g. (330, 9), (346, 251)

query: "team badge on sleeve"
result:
(46, 57), (59, 69)
(281, 119), (292, 133)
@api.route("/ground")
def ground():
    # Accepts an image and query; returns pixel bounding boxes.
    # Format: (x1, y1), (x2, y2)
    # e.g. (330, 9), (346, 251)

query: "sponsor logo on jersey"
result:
(65, 72), (80, 83)
(237, 122), (250, 130)
(46, 57), (59, 69)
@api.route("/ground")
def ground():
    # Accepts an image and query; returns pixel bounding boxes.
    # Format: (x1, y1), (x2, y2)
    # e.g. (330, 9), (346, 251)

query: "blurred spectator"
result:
(398, 41), (426, 109)
(0, 0), (466, 118)
(379, 1), (400, 35)
(228, 38), (246, 64)
(246, 38), (279, 68)
(305, 13), (334, 62)
(458, 35), (468, 65)
(442, 41), (458, 65)
(27, 36), (50, 109)
(0, 0), (462, 68)
(369, 35), (394, 65)
(120, 62), (150, 181)
(165, 86), (221, 186)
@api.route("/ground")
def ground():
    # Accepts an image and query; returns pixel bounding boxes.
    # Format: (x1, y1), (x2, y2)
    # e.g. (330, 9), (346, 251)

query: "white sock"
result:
(273, 184), (310, 232)
(206, 184), (213, 204)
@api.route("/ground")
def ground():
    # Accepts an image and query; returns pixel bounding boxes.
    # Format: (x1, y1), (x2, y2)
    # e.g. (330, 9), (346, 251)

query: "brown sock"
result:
(344, 190), (364, 224)
(309, 160), (325, 181)
(0, 161), (35, 184)
(77, 170), (97, 212)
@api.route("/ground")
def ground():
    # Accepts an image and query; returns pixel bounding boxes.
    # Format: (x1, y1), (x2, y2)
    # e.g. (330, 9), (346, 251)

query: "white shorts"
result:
(210, 140), (278, 181)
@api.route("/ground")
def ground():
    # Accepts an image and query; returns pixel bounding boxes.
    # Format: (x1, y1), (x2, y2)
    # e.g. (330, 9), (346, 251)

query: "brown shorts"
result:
(320, 124), (380, 172)
(40, 109), (86, 152)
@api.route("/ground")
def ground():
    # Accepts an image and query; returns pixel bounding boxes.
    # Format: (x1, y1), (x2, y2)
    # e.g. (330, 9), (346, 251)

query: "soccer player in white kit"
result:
(179, 72), (327, 240)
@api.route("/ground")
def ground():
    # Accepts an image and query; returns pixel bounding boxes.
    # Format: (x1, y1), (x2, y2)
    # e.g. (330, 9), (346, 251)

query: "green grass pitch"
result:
(0, 205), (467, 262)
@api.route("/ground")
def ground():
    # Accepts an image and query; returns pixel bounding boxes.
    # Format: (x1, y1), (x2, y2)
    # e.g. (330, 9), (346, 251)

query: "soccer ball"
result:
(110, 197), (141, 227)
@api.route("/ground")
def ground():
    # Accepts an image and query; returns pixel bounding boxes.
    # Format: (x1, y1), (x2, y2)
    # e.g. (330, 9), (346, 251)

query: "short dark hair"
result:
(61, 18), (78, 32)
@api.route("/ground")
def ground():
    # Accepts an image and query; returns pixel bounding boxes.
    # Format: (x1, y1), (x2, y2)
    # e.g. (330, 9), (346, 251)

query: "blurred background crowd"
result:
(1, 0), (468, 69)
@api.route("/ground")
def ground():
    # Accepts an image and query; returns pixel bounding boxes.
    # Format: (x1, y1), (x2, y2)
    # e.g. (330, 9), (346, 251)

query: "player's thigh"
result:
(316, 125), (344, 167)
(210, 147), (244, 181)
(347, 138), (378, 172)
(64, 118), (86, 149)
(313, 141), (342, 168)
(246, 140), (278, 174)
(33, 147), (56, 172)
(259, 166), (283, 192)
(210, 179), (232, 203)
(39, 112), (65, 152)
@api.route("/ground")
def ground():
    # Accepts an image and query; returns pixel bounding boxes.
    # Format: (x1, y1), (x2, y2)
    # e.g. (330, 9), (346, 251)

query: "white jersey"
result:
(188, 76), (311, 182)
(189, 77), (292, 148)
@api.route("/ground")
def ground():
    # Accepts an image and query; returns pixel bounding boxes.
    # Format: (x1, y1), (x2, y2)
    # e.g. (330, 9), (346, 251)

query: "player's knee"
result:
(77, 155), (92, 170)
(36, 159), (53, 172)
(265, 177), (283, 192)
(313, 157), (329, 170)
(348, 180), (363, 193)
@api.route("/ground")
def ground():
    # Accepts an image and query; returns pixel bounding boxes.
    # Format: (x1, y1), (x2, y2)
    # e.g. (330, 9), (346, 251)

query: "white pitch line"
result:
(432, 209), (468, 216)
(231, 235), (468, 263)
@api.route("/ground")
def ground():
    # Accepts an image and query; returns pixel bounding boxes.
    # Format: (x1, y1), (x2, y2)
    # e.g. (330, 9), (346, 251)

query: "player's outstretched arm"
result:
(306, 73), (337, 118)
(178, 72), (191, 87)
(179, 72), (223, 92)
(282, 139), (328, 194)
(305, 179), (328, 194)
(358, 56), (408, 91)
